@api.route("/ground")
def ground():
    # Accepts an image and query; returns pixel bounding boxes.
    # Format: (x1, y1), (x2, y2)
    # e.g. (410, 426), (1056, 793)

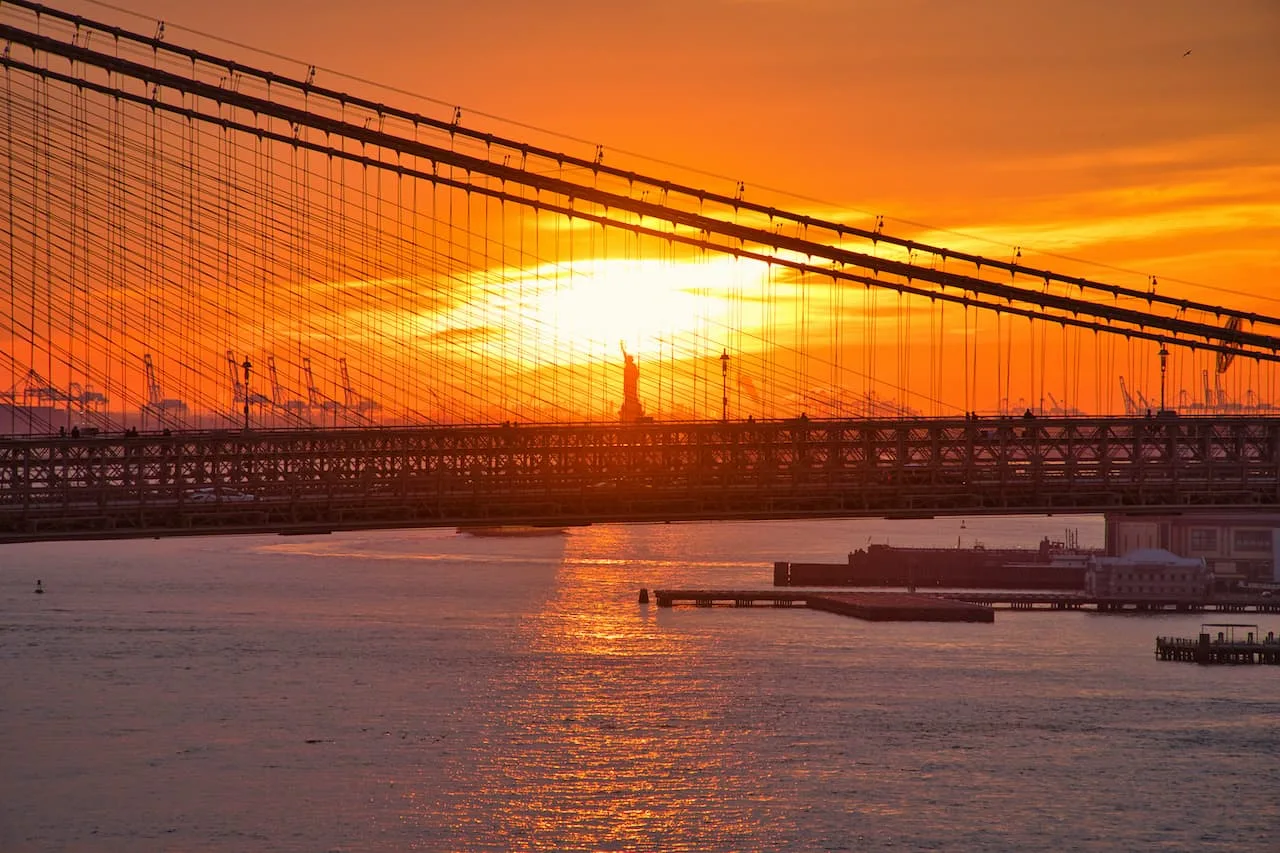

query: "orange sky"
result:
(62, 0), (1274, 293)
(69, 4), (1274, 231)
(27, 1), (1280, 421)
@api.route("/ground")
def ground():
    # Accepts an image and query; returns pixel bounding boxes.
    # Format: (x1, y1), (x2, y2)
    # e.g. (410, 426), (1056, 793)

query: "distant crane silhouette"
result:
(303, 357), (342, 424)
(1046, 392), (1083, 417)
(226, 350), (269, 407)
(19, 369), (70, 404)
(338, 357), (379, 416)
(142, 353), (187, 427)
(68, 383), (107, 409)
(1118, 376), (1139, 416)
(267, 355), (310, 423)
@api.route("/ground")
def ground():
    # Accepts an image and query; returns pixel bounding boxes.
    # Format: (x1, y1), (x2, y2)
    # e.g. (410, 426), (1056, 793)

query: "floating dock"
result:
(651, 589), (994, 623)
(1156, 623), (1280, 664)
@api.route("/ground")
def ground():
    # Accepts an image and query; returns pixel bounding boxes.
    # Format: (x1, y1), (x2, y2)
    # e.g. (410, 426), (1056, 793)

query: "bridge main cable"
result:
(4, 0), (1268, 332)
(10, 45), (1244, 376)
(2, 0), (1269, 330)
(4, 7), (1279, 363)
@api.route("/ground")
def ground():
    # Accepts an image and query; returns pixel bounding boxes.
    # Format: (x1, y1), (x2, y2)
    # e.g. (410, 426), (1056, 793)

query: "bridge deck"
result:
(2, 415), (1279, 542)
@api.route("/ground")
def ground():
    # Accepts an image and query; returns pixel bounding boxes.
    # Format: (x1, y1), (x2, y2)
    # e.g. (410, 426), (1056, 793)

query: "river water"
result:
(2, 515), (1277, 851)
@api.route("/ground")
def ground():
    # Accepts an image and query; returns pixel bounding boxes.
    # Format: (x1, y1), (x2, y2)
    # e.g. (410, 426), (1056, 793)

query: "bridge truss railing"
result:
(2, 415), (1278, 541)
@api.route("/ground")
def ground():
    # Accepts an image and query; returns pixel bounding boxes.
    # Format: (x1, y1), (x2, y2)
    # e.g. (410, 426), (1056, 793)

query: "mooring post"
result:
(1196, 631), (1210, 664)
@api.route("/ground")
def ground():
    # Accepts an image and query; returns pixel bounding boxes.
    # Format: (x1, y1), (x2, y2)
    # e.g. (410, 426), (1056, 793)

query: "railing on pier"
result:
(1155, 623), (1280, 664)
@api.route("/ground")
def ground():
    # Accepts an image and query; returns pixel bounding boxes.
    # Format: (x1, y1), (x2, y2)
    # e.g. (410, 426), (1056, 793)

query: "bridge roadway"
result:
(1, 415), (1278, 542)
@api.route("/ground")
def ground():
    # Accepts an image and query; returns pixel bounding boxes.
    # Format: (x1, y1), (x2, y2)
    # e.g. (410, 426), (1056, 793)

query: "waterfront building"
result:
(1085, 548), (1212, 600)
(1105, 512), (1280, 589)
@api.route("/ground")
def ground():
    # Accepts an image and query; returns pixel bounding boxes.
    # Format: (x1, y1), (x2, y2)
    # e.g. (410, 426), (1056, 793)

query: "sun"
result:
(440, 255), (774, 363)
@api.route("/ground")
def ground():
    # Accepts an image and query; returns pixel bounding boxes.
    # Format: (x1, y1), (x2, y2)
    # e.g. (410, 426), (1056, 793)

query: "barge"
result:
(775, 537), (1093, 589)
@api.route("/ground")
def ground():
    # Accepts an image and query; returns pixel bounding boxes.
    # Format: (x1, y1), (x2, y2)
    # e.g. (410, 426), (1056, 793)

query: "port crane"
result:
(68, 383), (108, 409)
(142, 353), (188, 425)
(17, 370), (109, 412)
(338, 357), (379, 417)
(302, 357), (342, 424)
(18, 369), (71, 404)
(1118, 377), (1139, 416)
(267, 355), (311, 423)
(0, 356), (114, 433)
(7, 369), (69, 433)
(1046, 392), (1083, 417)
(0, 367), (52, 433)
(11, 367), (112, 427)
(226, 350), (269, 406)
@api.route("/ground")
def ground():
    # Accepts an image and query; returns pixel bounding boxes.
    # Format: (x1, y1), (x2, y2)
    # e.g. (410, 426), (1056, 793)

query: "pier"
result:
(650, 590), (994, 623)
(1155, 623), (1280, 664)
(932, 592), (1280, 613)
(650, 590), (811, 608)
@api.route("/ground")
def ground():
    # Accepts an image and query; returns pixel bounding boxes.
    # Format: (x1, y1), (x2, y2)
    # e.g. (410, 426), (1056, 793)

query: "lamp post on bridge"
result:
(1159, 344), (1169, 413)
(720, 349), (730, 422)
(242, 358), (252, 431)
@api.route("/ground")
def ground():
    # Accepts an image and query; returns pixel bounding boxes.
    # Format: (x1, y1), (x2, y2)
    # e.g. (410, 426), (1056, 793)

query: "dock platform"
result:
(651, 589), (994, 623)
(808, 592), (994, 622)
(931, 592), (1280, 613)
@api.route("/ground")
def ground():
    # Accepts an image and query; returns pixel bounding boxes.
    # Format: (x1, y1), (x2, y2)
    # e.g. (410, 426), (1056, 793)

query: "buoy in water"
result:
(34, 579), (44, 595)
(638, 588), (649, 604)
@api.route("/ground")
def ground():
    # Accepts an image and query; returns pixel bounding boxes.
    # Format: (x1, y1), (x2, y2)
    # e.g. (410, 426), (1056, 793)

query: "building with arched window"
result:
(1085, 548), (1212, 600)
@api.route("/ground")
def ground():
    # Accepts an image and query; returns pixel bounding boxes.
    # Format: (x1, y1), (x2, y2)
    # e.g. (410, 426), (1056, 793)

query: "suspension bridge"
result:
(2, 1), (1279, 541)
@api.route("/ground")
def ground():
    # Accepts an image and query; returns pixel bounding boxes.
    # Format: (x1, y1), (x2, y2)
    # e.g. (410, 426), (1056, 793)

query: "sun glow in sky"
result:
(446, 257), (753, 362)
